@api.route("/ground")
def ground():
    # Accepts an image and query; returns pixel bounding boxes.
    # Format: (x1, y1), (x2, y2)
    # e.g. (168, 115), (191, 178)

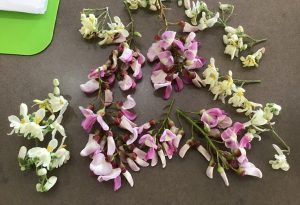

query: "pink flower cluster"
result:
(179, 108), (262, 187)
(79, 95), (184, 190)
(80, 43), (145, 94)
(147, 31), (205, 99)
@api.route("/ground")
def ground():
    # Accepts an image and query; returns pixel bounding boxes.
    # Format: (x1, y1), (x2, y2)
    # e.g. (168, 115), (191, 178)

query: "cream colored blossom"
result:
(240, 47), (265, 67)
(79, 14), (98, 39)
(269, 144), (290, 171)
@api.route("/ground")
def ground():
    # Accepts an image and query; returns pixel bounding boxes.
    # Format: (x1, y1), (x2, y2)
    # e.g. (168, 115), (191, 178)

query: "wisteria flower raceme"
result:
(148, 31), (205, 99)
(9, 79), (70, 192)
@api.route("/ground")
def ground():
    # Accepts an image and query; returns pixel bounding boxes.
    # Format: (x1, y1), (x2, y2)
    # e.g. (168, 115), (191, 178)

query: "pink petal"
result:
(90, 153), (112, 175)
(97, 116), (109, 131)
(122, 95), (136, 110)
(107, 135), (116, 156)
(160, 31), (176, 49)
(121, 109), (137, 121)
(81, 115), (97, 133)
(104, 89), (113, 107)
(118, 75), (134, 91)
(160, 129), (176, 142)
(182, 22), (199, 33)
(80, 79), (99, 93)
(107, 74), (116, 85)
(133, 147), (147, 160)
(113, 33), (127, 43)
(119, 47), (133, 63)
(197, 145), (211, 161)
(158, 149), (166, 168)
(173, 39), (185, 52)
(114, 176), (122, 191)
(185, 32), (196, 47)
(179, 144), (191, 158)
(122, 170), (134, 187)
(130, 59), (142, 79)
(79, 106), (94, 118)
(218, 116), (233, 129)
(80, 134), (100, 157)
(126, 128), (138, 145)
(241, 162), (262, 178)
(158, 51), (174, 67)
(127, 158), (140, 172)
(147, 42), (161, 62)
(174, 76), (184, 92)
(88, 68), (101, 79)
(99, 168), (122, 181)
(151, 151), (158, 167)
(135, 157), (149, 167)
(163, 85), (173, 100)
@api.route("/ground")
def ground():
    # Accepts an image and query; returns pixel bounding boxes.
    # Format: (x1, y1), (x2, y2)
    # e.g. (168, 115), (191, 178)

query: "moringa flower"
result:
(79, 13), (98, 39)
(269, 144), (290, 171)
(240, 47), (265, 67)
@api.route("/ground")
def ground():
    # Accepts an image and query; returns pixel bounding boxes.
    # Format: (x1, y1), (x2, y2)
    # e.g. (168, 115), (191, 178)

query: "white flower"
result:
(43, 176), (58, 192)
(27, 147), (51, 169)
(8, 103), (29, 135)
(236, 100), (262, 116)
(126, 0), (147, 10)
(79, 14), (98, 39)
(211, 70), (234, 103)
(240, 47), (266, 67)
(202, 58), (219, 89)
(219, 2), (234, 11)
(228, 86), (247, 107)
(185, 1), (201, 25)
(22, 108), (46, 141)
(48, 93), (68, 113)
(263, 103), (281, 122)
(223, 31), (246, 59)
(244, 109), (269, 131)
(199, 12), (220, 31)
(50, 147), (70, 169)
(224, 25), (244, 34)
(98, 16), (129, 45)
(50, 115), (67, 139)
(269, 144), (290, 171)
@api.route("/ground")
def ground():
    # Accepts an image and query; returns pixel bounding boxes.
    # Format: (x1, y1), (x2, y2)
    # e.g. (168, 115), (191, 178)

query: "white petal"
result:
(127, 158), (140, 172)
(179, 144), (191, 158)
(122, 170), (134, 187)
(197, 145), (211, 161)
(158, 149), (166, 168)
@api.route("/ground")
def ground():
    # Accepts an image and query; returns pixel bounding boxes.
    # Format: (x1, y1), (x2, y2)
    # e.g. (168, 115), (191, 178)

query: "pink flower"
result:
(239, 161), (262, 178)
(120, 95), (137, 121)
(119, 47), (133, 63)
(147, 42), (162, 62)
(119, 116), (138, 145)
(139, 134), (157, 160)
(221, 122), (244, 150)
(79, 106), (109, 132)
(80, 134), (101, 156)
(158, 51), (174, 67)
(118, 74), (136, 91)
(239, 132), (254, 149)
(201, 108), (232, 129)
(90, 153), (121, 185)
(180, 21), (200, 32)
(160, 129), (177, 158)
(160, 31), (176, 49)
(80, 79), (99, 93)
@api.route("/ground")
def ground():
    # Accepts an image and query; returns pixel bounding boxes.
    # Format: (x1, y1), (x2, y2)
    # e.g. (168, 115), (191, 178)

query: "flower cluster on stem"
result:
(8, 79), (70, 192)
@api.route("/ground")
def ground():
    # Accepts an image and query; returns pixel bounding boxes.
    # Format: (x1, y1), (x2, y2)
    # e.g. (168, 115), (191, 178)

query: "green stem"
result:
(176, 109), (219, 154)
(123, 1), (135, 46)
(233, 79), (261, 85)
(156, 98), (175, 135)
(269, 123), (290, 154)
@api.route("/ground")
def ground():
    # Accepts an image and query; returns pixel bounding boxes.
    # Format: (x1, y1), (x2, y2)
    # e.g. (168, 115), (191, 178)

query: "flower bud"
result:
(53, 79), (60, 87)
(18, 146), (27, 160)
(53, 87), (60, 96)
(37, 168), (47, 176)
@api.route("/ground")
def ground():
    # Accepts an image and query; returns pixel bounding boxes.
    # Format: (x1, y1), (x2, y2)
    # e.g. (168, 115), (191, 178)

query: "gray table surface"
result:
(1, 0), (300, 204)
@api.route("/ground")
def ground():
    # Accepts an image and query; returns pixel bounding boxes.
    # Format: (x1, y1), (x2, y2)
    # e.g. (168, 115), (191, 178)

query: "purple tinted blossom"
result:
(201, 108), (232, 129)
(80, 79), (99, 93)
(79, 106), (109, 132)
(147, 30), (205, 99)
(221, 122), (244, 150)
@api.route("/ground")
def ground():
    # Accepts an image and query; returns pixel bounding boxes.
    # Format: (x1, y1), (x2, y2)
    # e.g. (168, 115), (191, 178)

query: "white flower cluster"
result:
(184, 1), (219, 31)
(126, 0), (166, 11)
(8, 79), (70, 192)
(79, 9), (129, 45)
(201, 58), (281, 119)
(223, 26), (266, 64)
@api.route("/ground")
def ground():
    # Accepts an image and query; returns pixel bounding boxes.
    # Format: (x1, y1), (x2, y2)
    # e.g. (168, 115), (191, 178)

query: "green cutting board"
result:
(0, 0), (60, 55)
